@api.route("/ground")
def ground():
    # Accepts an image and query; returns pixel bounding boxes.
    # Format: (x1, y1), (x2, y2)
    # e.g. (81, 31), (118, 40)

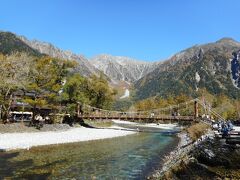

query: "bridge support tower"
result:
(194, 100), (199, 119)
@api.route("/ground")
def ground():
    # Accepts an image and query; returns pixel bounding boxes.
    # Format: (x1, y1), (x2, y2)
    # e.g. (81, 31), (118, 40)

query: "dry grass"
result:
(187, 122), (210, 141)
(83, 119), (113, 127)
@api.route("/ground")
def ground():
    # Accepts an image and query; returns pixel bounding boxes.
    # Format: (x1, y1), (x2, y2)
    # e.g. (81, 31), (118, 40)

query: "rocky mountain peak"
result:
(91, 54), (158, 83)
(134, 37), (240, 100)
(216, 37), (239, 44)
(0, 32), (41, 56)
(231, 50), (240, 88)
(18, 35), (98, 76)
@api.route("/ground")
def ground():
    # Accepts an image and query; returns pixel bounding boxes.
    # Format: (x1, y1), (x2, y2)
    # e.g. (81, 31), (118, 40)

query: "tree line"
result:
(132, 90), (240, 120)
(0, 53), (115, 122)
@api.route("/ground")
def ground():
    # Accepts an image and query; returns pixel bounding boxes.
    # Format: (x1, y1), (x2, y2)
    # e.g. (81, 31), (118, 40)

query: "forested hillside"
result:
(0, 32), (41, 56)
(134, 38), (240, 100)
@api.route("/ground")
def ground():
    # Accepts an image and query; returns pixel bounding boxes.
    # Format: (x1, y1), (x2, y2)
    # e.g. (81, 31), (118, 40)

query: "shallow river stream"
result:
(0, 123), (179, 179)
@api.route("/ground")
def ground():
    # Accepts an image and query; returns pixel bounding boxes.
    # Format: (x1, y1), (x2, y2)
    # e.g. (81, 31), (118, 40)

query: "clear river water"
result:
(0, 123), (179, 179)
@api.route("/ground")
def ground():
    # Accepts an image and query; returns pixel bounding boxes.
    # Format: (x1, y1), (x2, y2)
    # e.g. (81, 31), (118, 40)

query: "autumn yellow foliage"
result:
(187, 122), (210, 141)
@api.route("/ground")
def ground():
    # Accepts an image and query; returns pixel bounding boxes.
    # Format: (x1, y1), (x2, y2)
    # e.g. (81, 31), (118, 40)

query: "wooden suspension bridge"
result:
(77, 98), (224, 123)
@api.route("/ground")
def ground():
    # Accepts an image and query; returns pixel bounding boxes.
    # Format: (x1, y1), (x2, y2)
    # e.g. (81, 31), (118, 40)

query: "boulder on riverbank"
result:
(163, 138), (240, 179)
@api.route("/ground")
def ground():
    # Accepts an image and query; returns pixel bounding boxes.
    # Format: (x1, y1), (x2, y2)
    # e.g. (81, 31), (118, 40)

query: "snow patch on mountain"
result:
(120, 89), (130, 99)
(195, 72), (201, 83)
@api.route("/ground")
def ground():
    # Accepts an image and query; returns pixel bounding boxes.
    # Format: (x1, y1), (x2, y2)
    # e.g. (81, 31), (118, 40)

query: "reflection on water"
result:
(0, 125), (178, 179)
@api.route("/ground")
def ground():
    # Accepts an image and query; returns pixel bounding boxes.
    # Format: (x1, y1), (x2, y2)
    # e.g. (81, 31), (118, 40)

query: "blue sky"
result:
(1, 0), (240, 61)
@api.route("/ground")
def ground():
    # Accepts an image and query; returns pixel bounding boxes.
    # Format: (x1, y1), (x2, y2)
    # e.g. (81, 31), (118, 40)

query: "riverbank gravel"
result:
(149, 129), (215, 179)
(0, 126), (136, 151)
(0, 123), (71, 133)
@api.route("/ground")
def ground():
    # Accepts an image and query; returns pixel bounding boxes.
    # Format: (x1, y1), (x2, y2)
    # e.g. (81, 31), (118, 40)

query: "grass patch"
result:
(83, 119), (113, 128)
(209, 166), (240, 179)
(187, 122), (210, 141)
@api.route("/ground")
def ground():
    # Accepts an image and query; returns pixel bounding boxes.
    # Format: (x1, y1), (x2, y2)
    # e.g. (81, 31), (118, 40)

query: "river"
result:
(0, 123), (179, 179)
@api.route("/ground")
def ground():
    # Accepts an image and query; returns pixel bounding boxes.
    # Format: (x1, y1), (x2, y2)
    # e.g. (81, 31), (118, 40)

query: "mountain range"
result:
(0, 31), (239, 100)
(134, 38), (240, 100)
(18, 35), (98, 76)
(19, 35), (160, 84)
(91, 54), (159, 83)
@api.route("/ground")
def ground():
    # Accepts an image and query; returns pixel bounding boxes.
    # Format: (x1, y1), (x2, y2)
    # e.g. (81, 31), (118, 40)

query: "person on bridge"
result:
(221, 124), (229, 138)
(150, 112), (155, 118)
(227, 120), (234, 131)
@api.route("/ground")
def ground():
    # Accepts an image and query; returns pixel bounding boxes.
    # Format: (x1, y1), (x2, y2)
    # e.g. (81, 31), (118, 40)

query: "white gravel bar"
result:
(112, 120), (138, 125)
(112, 120), (178, 129)
(0, 127), (136, 151)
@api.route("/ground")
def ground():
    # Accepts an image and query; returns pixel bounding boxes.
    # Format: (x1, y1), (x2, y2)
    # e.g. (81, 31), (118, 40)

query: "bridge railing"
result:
(79, 98), (206, 122)
(80, 114), (195, 121)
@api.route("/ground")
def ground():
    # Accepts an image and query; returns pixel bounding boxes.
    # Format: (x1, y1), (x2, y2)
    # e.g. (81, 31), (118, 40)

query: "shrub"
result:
(187, 122), (210, 141)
